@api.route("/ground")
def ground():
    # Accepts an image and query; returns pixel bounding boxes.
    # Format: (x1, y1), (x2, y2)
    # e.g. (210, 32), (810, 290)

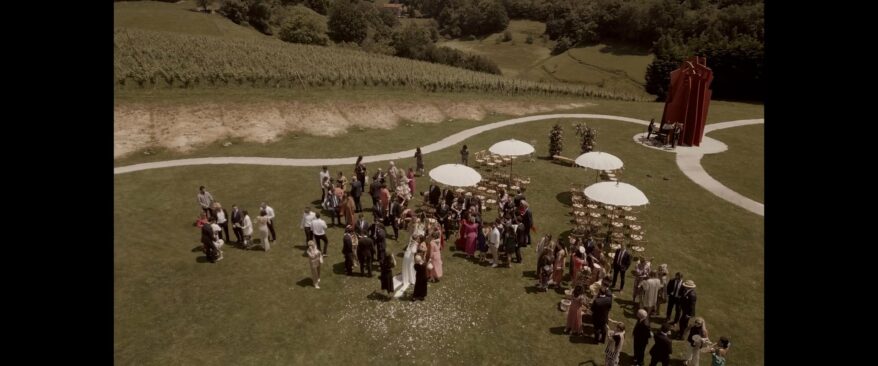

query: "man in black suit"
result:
(351, 177), (364, 213)
(357, 234), (374, 277)
(428, 181), (442, 206)
(354, 213), (369, 236)
(677, 280), (697, 340)
(665, 272), (684, 323)
(590, 287), (613, 344)
(388, 197), (402, 239)
(436, 201), (450, 238)
(611, 243), (632, 290)
(519, 200), (533, 246)
(371, 221), (386, 264)
(342, 226), (355, 275)
(633, 309), (652, 366)
(648, 323), (673, 366)
(230, 204), (244, 244)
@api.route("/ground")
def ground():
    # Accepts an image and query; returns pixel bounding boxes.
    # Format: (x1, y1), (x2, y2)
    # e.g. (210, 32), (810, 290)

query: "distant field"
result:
(114, 27), (649, 101)
(441, 21), (655, 98)
(113, 0), (270, 40)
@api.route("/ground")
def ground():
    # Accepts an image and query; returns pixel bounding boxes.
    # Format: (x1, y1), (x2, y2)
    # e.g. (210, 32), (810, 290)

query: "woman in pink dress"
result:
(565, 286), (586, 336)
(552, 243), (567, 287)
(428, 231), (443, 281)
(571, 247), (586, 286)
(407, 168), (415, 195)
(460, 216), (479, 258)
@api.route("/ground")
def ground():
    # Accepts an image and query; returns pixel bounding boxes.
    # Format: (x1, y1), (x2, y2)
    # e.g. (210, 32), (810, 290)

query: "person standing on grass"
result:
(342, 226), (355, 276)
(387, 161), (400, 193)
(341, 192), (356, 227)
(358, 231), (374, 278)
(210, 202), (229, 241)
(649, 323), (673, 366)
(519, 200), (533, 246)
(407, 167), (416, 195)
(551, 241), (567, 288)
(428, 231), (443, 282)
(201, 218), (219, 263)
(656, 264), (670, 316)
(351, 176), (363, 213)
(505, 220), (521, 266)
(254, 210), (272, 252)
(460, 144), (469, 166)
(324, 189), (341, 227)
(710, 337), (730, 366)
(231, 204), (244, 244)
(676, 280), (697, 340)
(604, 319), (626, 366)
(639, 271), (662, 315)
(633, 309), (652, 366)
(371, 220), (387, 264)
(306, 240), (323, 289)
(197, 186), (214, 217)
(311, 213), (329, 257)
(379, 184), (391, 219)
(564, 285), (586, 336)
(414, 147), (424, 176)
(666, 272), (684, 323)
(260, 202), (276, 243)
(300, 207), (316, 246)
(370, 172), (382, 213)
(487, 221), (501, 267)
(412, 254), (428, 301)
(319, 166), (330, 202)
(591, 287), (613, 344)
(632, 258), (652, 303)
(355, 213), (369, 236)
(537, 246), (554, 291)
(238, 209), (253, 247)
(355, 155), (367, 186)
(611, 243), (632, 291)
(337, 171), (348, 192)
(379, 251), (396, 299)
(683, 317), (709, 366)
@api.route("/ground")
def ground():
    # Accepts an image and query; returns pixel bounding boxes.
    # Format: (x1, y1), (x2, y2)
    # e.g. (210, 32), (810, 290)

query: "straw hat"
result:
(683, 280), (696, 288)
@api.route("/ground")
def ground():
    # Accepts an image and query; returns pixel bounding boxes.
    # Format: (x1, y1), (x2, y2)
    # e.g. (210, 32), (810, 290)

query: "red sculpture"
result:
(659, 56), (714, 147)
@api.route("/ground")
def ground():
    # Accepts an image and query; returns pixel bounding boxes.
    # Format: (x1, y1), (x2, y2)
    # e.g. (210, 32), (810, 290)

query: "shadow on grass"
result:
(191, 246), (203, 253)
(524, 285), (547, 294)
(366, 291), (393, 302)
(556, 191), (572, 206)
(332, 261), (348, 275)
(296, 278), (314, 287)
(195, 256), (212, 263)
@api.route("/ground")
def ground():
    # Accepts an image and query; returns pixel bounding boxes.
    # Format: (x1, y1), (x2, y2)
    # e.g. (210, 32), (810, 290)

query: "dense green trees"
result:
(276, 5), (330, 45)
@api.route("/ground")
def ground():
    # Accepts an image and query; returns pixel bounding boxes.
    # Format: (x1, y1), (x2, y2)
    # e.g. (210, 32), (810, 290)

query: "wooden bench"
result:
(553, 155), (576, 167)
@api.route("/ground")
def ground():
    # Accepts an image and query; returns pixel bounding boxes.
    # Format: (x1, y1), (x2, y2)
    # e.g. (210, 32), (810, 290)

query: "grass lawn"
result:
(440, 21), (553, 79)
(114, 93), (764, 167)
(115, 104), (764, 365)
(701, 124), (765, 203)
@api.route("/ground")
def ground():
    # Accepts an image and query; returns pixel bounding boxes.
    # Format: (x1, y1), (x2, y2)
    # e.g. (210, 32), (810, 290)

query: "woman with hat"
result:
(632, 257), (651, 303)
(306, 240), (323, 289)
(564, 285), (586, 336)
(683, 317), (709, 366)
(677, 280), (698, 339)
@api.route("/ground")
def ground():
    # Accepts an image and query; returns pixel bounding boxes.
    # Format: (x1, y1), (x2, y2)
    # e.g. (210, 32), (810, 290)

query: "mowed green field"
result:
(702, 124), (765, 203)
(114, 100), (764, 365)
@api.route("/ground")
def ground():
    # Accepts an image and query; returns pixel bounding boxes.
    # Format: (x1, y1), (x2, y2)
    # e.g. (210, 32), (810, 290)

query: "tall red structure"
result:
(660, 56), (713, 146)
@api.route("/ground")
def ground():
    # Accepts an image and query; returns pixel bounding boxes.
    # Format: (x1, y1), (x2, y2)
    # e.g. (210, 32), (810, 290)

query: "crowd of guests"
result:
(531, 230), (729, 366)
(192, 144), (731, 365)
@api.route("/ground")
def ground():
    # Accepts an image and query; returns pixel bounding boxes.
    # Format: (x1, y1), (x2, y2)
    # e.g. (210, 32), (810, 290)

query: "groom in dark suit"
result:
(649, 323), (673, 366)
(612, 243), (632, 290)
(351, 177), (364, 213)
(230, 204), (243, 244)
(665, 272), (684, 323)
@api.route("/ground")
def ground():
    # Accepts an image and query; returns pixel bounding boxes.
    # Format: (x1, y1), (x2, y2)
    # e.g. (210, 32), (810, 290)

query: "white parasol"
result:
(583, 181), (649, 207)
(428, 164), (482, 187)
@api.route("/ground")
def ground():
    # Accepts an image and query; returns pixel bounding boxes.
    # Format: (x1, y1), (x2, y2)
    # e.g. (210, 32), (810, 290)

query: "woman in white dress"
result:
(401, 234), (419, 286)
(604, 319), (626, 366)
(255, 209), (272, 251)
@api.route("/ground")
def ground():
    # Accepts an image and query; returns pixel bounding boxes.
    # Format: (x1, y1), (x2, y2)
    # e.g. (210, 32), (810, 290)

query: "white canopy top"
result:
(583, 181), (649, 206)
(575, 151), (624, 171)
(428, 164), (482, 187)
(488, 139), (535, 156)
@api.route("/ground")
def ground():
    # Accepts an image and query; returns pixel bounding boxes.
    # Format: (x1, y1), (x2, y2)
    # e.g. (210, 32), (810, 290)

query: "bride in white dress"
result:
(401, 236), (419, 286)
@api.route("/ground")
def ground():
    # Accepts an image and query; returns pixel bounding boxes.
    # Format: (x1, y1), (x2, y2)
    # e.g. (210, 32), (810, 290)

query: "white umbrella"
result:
(583, 182), (649, 207)
(489, 139), (535, 156)
(575, 151), (624, 171)
(489, 139), (534, 180)
(429, 164), (482, 187)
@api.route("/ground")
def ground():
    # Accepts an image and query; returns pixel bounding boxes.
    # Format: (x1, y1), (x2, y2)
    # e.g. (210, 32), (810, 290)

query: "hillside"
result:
(114, 27), (649, 101)
(440, 21), (654, 98)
